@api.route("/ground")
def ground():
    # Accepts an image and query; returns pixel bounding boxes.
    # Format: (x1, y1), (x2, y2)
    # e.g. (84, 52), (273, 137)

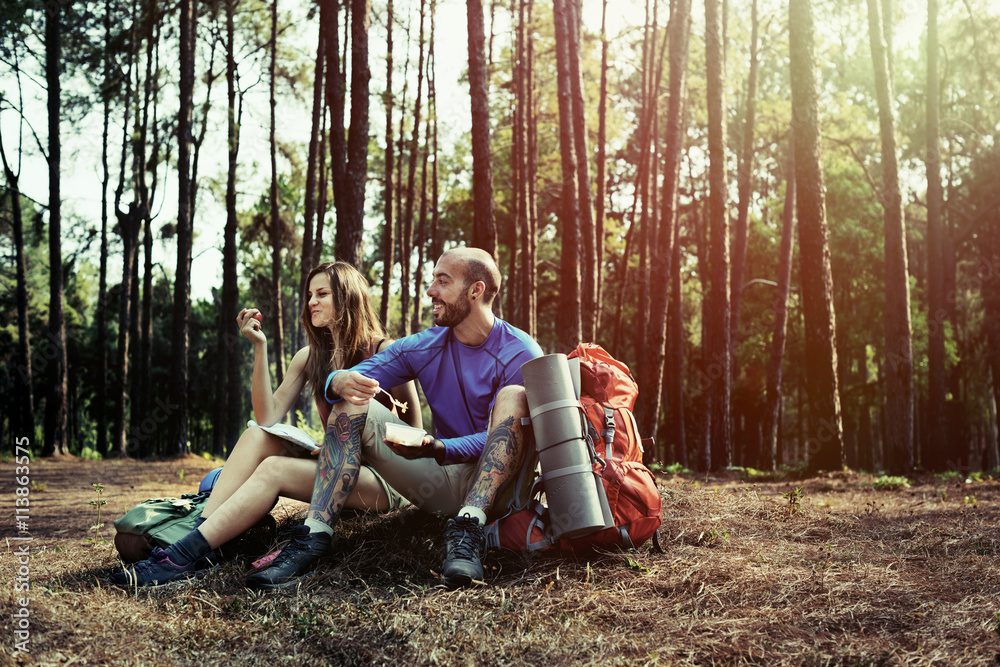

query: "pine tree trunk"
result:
(171, 0), (196, 455)
(552, 0), (581, 351)
(380, 0), (395, 328)
(789, 0), (845, 473)
(401, 0), (427, 333)
(595, 0), (608, 319)
(326, 0), (346, 233)
(730, 0), (759, 376)
(668, 212), (687, 465)
(2, 154), (34, 442)
(705, 0), (732, 470)
(220, 0), (243, 455)
(522, 0), (537, 339)
(763, 153), (796, 472)
(925, 0), (947, 471)
(867, 0), (914, 473)
(43, 0), (69, 457)
(637, 0), (691, 445)
(302, 9), (326, 300)
(568, 0), (596, 341)
(507, 0), (524, 325)
(466, 0), (497, 255)
(338, 0), (371, 266)
(268, 0), (286, 389)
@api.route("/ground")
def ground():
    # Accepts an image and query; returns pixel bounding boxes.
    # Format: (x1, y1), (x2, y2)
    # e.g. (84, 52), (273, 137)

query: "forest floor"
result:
(2, 454), (999, 666)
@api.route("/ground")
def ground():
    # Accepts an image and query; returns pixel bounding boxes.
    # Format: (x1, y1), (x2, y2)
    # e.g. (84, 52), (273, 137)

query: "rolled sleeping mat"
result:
(521, 354), (613, 540)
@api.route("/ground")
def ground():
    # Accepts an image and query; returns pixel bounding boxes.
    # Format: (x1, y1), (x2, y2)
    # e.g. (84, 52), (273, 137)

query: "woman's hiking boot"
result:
(244, 525), (331, 589)
(110, 547), (214, 588)
(442, 514), (486, 588)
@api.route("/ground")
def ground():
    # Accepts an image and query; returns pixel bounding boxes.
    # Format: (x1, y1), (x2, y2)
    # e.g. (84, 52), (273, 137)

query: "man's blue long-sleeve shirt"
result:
(325, 320), (543, 463)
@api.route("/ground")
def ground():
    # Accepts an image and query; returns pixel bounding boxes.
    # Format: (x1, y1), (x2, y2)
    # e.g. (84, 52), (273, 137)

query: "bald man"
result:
(248, 247), (543, 589)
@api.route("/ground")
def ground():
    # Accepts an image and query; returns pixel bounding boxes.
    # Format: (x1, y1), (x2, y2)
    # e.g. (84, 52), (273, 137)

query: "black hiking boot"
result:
(442, 514), (486, 588)
(244, 525), (331, 589)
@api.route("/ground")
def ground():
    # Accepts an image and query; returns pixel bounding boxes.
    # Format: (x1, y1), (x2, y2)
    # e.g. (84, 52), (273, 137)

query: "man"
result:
(247, 247), (543, 588)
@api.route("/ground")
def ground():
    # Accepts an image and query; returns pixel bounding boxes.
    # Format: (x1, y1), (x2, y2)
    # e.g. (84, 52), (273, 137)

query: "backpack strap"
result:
(525, 501), (554, 552)
(602, 406), (616, 460)
(617, 525), (635, 550)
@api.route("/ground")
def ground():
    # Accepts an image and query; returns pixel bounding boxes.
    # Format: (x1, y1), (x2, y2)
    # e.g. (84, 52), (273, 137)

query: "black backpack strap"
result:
(651, 528), (665, 554)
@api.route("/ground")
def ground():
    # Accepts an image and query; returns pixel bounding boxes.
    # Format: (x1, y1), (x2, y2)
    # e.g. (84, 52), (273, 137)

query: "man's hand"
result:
(330, 370), (380, 405)
(385, 436), (446, 463)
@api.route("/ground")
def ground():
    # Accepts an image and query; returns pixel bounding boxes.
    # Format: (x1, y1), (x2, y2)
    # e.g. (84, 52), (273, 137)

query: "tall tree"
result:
(637, 0), (692, 444)
(762, 152), (796, 472)
(789, 0), (845, 473)
(336, 0), (372, 265)
(268, 0), (286, 388)
(218, 0), (244, 454)
(867, 0), (914, 473)
(0, 96), (33, 442)
(466, 0), (496, 255)
(171, 0), (197, 455)
(925, 0), (947, 469)
(704, 0), (732, 470)
(301, 0), (325, 316)
(380, 0), (395, 328)
(568, 0), (596, 341)
(400, 0), (427, 335)
(522, 0), (537, 339)
(506, 0), (524, 324)
(729, 0), (759, 373)
(552, 0), (581, 350)
(595, 0), (608, 315)
(42, 0), (69, 456)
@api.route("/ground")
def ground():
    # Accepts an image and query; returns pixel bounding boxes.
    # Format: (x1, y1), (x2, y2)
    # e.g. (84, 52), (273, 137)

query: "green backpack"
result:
(113, 493), (210, 562)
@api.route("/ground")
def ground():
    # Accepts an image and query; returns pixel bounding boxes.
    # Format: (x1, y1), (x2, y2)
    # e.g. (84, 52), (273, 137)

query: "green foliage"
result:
(87, 483), (107, 545)
(871, 475), (911, 491)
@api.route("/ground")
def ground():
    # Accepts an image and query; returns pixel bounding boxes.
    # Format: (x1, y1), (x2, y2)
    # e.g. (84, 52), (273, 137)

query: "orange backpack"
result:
(485, 344), (663, 552)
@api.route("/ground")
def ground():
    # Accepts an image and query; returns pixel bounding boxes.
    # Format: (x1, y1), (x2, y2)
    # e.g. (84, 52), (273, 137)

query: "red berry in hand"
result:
(252, 312), (262, 323)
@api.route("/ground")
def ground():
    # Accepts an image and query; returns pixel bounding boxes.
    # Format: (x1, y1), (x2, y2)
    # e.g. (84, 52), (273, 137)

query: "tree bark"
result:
(268, 0), (286, 389)
(337, 0), (371, 266)
(568, 0), (596, 341)
(171, 0), (196, 455)
(522, 0), (537, 339)
(763, 153), (796, 472)
(867, 0), (914, 473)
(326, 0), (346, 234)
(0, 135), (34, 442)
(705, 0), (732, 470)
(730, 0), (759, 376)
(595, 0), (608, 319)
(43, 0), (69, 457)
(637, 0), (691, 445)
(552, 0), (581, 351)
(380, 0), (395, 328)
(466, 0), (497, 255)
(401, 0), (427, 334)
(925, 0), (947, 470)
(219, 0), (243, 455)
(789, 0), (845, 473)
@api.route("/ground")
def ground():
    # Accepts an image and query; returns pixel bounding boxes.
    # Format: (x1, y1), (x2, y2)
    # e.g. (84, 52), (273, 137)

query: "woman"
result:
(113, 262), (420, 588)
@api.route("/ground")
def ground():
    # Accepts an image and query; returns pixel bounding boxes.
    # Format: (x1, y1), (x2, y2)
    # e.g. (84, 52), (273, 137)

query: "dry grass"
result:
(3, 456), (1000, 665)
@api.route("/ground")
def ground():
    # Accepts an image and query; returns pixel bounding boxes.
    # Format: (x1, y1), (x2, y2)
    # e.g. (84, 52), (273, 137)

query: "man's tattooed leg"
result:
(465, 416), (522, 511)
(308, 411), (366, 527)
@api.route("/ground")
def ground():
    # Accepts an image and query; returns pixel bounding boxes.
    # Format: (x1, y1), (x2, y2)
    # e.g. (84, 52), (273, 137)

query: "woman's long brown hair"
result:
(301, 262), (387, 404)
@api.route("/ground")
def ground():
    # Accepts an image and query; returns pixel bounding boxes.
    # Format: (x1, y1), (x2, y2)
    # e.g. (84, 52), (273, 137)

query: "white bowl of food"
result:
(384, 423), (427, 447)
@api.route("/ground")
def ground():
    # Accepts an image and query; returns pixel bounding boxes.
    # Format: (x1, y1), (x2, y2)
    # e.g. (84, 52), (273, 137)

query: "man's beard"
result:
(432, 293), (472, 328)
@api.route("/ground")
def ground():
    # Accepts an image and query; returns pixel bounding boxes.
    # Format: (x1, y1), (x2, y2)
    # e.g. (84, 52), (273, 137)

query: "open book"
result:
(247, 420), (319, 452)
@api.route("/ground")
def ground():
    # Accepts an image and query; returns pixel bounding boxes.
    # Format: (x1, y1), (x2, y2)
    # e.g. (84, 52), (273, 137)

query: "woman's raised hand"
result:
(237, 308), (266, 345)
